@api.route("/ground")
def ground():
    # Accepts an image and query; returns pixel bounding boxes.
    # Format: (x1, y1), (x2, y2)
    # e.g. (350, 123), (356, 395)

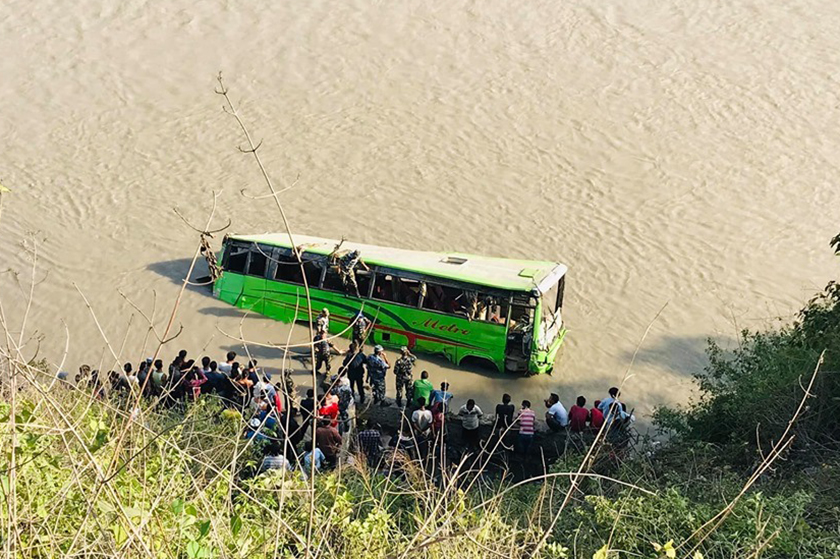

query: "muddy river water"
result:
(1, 0), (838, 429)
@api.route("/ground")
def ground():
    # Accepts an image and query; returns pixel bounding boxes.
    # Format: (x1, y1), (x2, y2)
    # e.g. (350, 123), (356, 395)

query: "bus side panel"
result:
(261, 279), (367, 333)
(238, 275), (266, 314)
(401, 307), (506, 371)
(262, 281), (314, 323)
(218, 276), (508, 370)
(215, 272), (245, 307)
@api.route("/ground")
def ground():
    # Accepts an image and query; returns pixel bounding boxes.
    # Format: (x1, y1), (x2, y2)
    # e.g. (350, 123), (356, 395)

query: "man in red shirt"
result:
(590, 400), (605, 431)
(318, 392), (339, 428)
(568, 396), (590, 433)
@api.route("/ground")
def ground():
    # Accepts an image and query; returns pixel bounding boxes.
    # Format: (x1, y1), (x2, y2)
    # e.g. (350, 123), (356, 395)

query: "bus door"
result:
(505, 294), (537, 373)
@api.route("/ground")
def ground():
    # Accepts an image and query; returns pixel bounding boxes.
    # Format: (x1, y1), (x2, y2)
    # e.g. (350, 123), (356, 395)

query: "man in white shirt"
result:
(458, 399), (484, 452)
(316, 308), (330, 333)
(218, 351), (236, 374)
(544, 393), (569, 432)
(411, 397), (433, 435)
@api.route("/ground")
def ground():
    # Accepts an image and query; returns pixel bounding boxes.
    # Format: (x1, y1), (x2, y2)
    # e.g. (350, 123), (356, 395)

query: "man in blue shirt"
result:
(429, 382), (454, 412)
(598, 387), (628, 426)
(544, 393), (569, 432)
(302, 447), (325, 477)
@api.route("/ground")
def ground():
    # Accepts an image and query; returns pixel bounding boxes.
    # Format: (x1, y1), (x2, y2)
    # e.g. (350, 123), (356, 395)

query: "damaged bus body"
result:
(213, 234), (567, 374)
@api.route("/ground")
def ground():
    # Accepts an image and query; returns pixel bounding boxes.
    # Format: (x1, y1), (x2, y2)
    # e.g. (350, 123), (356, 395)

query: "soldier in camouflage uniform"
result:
(393, 346), (416, 408)
(314, 331), (343, 374)
(352, 312), (371, 348)
(278, 368), (297, 412)
(366, 345), (390, 406)
(339, 250), (370, 297)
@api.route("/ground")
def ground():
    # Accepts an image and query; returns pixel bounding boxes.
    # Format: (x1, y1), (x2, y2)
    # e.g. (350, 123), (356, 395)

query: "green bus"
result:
(213, 234), (567, 374)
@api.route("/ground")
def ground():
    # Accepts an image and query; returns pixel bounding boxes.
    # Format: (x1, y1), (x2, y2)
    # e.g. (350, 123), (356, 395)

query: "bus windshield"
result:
(538, 276), (565, 349)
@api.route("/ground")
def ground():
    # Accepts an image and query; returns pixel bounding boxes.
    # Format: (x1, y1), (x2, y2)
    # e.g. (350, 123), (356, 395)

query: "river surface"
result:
(1, 0), (838, 429)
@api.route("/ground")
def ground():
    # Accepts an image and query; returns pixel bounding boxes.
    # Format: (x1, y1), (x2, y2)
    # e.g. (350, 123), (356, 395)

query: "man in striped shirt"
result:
(516, 400), (536, 455)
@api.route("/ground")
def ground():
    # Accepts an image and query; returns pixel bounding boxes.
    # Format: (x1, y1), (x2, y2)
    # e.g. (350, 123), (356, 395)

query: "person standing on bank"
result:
(366, 345), (390, 406)
(515, 400), (536, 454)
(494, 393), (515, 433)
(218, 351), (236, 374)
(459, 399), (484, 453)
(316, 308), (330, 334)
(352, 312), (371, 348)
(341, 342), (367, 403)
(393, 346), (416, 408)
(314, 331), (344, 374)
(412, 370), (434, 409)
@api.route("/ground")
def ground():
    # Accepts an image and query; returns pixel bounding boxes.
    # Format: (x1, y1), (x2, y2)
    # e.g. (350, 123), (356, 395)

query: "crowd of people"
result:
(66, 308), (635, 477)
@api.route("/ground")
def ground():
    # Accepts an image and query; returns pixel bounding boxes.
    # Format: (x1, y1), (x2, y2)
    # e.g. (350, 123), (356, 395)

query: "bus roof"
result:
(229, 233), (567, 294)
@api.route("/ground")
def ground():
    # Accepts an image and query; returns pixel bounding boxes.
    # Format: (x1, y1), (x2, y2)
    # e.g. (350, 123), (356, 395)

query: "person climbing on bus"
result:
(393, 346), (416, 408)
(338, 249), (369, 297)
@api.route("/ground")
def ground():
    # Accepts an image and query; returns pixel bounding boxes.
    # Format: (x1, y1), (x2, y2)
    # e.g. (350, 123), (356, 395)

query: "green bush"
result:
(654, 234), (840, 464)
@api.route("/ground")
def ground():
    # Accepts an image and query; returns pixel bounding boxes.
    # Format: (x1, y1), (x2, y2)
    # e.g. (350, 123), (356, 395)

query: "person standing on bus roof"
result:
(393, 346), (416, 408)
(366, 345), (390, 406)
